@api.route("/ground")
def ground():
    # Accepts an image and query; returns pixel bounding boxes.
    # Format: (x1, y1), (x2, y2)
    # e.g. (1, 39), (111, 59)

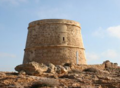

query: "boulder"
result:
(19, 70), (26, 75)
(56, 65), (68, 74)
(64, 66), (71, 72)
(103, 60), (118, 68)
(47, 63), (55, 73)
(15, 62), (48, 75)
(114, 63), (118, 67)
(103, 60), (112, 68)
(15, 64), (23, 72)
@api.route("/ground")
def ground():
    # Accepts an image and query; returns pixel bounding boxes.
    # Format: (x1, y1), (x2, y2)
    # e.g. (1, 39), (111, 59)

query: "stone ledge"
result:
(28, 19), (80, 28)
(24, 45), (85, 51)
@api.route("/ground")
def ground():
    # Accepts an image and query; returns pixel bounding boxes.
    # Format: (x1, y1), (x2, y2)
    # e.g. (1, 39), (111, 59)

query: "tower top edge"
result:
(29, 19), (80, 27)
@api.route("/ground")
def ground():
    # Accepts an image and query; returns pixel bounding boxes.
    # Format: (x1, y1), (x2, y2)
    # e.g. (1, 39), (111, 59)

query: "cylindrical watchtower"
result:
(23, 19), (86, 65)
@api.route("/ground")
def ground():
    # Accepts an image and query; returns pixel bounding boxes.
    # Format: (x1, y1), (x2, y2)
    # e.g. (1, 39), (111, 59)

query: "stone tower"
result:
(23, 19), (86, 65)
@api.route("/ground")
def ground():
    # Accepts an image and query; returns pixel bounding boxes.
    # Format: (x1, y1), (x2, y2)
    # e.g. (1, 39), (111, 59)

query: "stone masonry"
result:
(23, 19), (86, 65)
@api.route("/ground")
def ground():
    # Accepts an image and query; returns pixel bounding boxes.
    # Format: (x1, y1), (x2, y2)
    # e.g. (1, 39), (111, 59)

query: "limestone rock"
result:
(103, 60), (118, 68)
(8, 83), (24, 88)
(15, 64), (23, 72)
(56, 65), (68, 74)
(47, 63), (55, 73)
(31, 78), (59, 87)
(63, 63), (72, 67)
(99, 70), (109, 74)
(19, 70), (26, 75)
(114, 63), (118, 67)
(64, 66), (71, 72)
(1, 60), (120, 88)
(15, 61), (48, 75)
(0, 72), (6, 77)
(83, 68), (99, 73)
(103, 60), (112, 68)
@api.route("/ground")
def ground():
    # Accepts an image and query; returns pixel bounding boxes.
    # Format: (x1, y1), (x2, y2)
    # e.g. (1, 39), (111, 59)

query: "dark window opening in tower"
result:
(63, 37), (65, 41)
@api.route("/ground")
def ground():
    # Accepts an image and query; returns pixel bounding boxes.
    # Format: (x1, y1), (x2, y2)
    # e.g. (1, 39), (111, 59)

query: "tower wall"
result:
(23, 19), (86, 65)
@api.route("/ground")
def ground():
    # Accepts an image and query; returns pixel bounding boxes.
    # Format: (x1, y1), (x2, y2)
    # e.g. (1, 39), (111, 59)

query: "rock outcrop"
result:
(15, 61), (48, 75)
(0, 60), (120, 88)
(15, 62), (70, 75)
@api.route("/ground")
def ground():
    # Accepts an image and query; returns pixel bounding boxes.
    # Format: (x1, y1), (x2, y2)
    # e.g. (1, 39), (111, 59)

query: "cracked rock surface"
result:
(0, 60), (120, 88)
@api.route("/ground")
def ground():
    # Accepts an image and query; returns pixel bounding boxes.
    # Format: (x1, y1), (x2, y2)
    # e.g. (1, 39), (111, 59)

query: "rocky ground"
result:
(0, 60), (120, 88)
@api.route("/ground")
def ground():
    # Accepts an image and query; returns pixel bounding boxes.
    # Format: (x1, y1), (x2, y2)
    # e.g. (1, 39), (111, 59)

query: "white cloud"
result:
(101, 49), (118, 58)
(86, 52), (100, 61)
(92, 27), (106, 38)
(92, 25), (120, 39)
(0, 52), (16, 58)
(86, 49), (118, 62)
(107, 25), (120, 39)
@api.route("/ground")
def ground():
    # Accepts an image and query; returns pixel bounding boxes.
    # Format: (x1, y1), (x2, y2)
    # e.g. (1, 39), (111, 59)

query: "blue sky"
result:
(0, 0), (120, 71)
